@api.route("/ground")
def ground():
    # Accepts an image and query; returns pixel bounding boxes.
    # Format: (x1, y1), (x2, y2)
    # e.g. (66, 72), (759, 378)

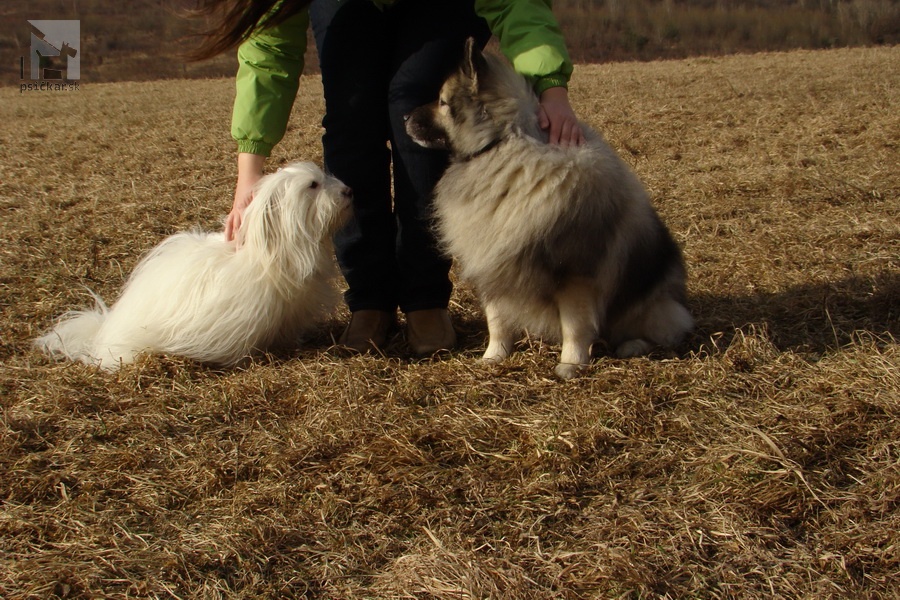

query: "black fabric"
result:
(310, 0), (491, 312)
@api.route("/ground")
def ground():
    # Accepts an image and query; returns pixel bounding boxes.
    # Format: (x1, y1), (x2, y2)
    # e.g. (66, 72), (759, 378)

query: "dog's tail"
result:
(34, 289), (109, 366)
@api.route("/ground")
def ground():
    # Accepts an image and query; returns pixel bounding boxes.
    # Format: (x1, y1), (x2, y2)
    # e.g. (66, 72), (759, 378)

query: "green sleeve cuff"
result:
(533, 74), (569, 95)
(236, 139), (274, 157)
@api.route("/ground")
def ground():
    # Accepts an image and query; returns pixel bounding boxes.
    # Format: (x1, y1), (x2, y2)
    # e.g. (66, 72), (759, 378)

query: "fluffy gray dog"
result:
(405, 40), (693, 379)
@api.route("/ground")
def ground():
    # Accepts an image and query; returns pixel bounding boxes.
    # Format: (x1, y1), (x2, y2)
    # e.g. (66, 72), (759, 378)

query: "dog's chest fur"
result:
(432, 134), (644, 300)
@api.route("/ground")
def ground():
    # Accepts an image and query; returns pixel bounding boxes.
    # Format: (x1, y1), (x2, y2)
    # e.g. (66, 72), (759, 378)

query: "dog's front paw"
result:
(554, 362), (588, 380)
(480, 352), (507, 364)
(481, 343), (512, 363)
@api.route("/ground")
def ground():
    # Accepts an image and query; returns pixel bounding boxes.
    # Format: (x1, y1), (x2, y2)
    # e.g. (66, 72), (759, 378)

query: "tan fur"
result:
(406, 41), (692, 378)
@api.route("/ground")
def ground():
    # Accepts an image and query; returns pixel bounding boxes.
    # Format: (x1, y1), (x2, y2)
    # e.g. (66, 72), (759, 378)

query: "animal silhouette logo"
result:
(25, 20), (80, 81)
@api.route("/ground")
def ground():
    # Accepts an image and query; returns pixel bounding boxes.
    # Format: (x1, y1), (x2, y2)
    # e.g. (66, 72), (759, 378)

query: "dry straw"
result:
(1, 46), (898, 598)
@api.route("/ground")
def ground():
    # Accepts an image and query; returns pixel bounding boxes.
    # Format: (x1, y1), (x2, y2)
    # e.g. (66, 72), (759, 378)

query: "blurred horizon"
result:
(3, 0), (899, 85)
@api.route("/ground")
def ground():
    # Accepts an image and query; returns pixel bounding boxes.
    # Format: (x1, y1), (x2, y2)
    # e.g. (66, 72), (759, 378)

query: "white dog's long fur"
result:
(35, 162), (351, 370)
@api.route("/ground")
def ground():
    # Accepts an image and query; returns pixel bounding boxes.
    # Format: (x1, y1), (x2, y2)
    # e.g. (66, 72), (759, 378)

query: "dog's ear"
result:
(461, 37), (488, 89)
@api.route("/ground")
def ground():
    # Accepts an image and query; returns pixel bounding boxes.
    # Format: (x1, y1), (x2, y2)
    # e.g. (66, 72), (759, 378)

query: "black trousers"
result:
(310, 0), (490, 313)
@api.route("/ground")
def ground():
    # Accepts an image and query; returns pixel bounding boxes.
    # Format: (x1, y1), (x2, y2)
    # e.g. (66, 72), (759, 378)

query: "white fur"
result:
(35, 162), (351, 371)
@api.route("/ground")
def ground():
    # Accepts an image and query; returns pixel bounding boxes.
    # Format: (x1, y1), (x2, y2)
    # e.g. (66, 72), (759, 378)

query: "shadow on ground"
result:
(690, 271), (898, 354)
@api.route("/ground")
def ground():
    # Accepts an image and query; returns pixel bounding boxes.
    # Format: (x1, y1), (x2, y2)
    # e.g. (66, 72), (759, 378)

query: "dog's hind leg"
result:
(612, 293), (693, 358)
(614, 338), (654, 358)
(554, 280), (599, 380)
(481, 299), (517, 363)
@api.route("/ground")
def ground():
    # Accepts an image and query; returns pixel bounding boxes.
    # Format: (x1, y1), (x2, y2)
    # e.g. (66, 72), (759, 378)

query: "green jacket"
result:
(232, 0), (574, 156)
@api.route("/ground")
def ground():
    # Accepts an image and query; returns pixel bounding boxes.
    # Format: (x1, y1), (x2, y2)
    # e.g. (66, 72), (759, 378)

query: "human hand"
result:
(538, 86), (586, 147)
(225, 153), (266, 245)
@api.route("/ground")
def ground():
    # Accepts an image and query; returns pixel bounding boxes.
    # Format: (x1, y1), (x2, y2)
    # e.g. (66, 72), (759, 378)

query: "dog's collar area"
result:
(459, 137), (504, 161)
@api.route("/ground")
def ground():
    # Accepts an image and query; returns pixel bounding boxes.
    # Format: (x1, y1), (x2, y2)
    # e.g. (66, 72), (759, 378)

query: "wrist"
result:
(539, 86), (569, 103)
(238, 153), (266, 181)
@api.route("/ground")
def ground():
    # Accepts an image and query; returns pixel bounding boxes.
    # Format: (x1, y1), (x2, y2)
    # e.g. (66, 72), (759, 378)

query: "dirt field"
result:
(1, 46), (898, 598)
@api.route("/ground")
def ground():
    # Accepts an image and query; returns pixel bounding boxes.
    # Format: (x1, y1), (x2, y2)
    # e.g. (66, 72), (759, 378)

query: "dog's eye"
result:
(309, 181), (319, 189)
(439, 98), (448, 108)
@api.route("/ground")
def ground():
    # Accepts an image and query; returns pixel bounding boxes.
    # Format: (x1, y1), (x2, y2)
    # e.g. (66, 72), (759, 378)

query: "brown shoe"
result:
(339, 310), (394, 352)
(406, 309), (457, 356)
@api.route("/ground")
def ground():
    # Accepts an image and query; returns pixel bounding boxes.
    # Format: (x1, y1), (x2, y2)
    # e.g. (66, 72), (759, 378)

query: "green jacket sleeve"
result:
(474, 0), (573, 95)
(231, 11), (309, 156)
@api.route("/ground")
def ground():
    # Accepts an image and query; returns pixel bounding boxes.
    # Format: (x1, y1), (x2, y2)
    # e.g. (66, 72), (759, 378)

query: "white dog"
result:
(35, 162), (352, 370)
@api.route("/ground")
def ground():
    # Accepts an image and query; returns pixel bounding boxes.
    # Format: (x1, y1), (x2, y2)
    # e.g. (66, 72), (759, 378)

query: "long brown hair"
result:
(186, 0), (313, 61)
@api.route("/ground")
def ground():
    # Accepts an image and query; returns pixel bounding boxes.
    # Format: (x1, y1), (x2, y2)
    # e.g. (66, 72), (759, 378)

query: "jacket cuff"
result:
(533, 74), (569, 96)
(236, 139), (274, 157)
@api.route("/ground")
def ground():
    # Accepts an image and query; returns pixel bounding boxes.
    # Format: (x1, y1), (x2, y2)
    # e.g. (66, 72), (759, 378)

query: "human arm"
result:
(231, 10), (309, 157)
(227, 11), (308, 240)
(474, 0), (584, 146)
(225, 152), (266, 243)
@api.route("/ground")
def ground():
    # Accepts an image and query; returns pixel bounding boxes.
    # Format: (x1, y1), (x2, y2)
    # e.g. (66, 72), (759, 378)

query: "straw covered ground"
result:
(1, 46), (898, 598)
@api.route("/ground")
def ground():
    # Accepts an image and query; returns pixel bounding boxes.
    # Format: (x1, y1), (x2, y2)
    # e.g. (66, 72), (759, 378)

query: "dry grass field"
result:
(1, 46), (898, 598)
